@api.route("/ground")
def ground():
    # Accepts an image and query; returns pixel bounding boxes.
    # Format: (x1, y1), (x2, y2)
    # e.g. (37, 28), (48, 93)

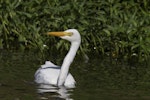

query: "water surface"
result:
(0, 51), (150, 100)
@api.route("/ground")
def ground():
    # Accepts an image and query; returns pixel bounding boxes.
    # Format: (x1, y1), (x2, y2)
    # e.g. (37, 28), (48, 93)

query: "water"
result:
(0, 51), (150, 100)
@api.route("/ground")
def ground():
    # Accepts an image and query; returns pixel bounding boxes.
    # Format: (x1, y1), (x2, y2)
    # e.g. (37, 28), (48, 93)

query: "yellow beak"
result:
(47, 32), (73, 37)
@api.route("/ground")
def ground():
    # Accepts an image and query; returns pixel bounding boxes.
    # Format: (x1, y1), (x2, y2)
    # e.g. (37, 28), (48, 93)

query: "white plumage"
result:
(34, 29), (81, 87)
(35, 61), (76, 88)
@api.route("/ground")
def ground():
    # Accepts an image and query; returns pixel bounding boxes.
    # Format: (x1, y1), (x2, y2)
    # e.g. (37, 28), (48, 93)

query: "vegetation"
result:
(0, 0), (150, 61)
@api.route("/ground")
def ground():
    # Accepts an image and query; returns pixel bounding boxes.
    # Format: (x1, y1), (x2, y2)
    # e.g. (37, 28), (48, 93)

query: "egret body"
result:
(35, 29), (81, 87)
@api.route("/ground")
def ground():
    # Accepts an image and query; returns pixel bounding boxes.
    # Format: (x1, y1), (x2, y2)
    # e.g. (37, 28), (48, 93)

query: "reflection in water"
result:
(36, 84), (74, 100)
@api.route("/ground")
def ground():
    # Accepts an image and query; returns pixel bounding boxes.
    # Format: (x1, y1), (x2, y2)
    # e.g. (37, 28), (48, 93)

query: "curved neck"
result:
(57, 42), (80, 86)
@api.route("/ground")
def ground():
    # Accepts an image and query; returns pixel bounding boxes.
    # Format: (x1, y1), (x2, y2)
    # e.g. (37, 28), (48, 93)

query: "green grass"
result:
(0, 0), (150, 62)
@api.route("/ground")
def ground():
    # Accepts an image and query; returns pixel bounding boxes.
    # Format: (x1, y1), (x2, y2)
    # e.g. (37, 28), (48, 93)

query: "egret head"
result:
(47, 29), (81, 43)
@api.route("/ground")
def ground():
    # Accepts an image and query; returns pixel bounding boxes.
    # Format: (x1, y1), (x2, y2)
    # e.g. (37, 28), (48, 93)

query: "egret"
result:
(34, 29), (81, 88)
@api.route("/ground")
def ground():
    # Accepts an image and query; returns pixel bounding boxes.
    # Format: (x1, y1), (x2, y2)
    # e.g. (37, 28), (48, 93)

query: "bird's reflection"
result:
(36, 84), (74, 100)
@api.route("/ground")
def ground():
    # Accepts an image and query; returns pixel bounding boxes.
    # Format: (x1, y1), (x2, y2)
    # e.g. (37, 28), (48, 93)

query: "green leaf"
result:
(103, 29), (111, 36)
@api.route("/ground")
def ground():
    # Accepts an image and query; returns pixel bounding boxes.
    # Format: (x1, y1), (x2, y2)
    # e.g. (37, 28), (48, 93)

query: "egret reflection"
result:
(36, 84), (74, 100)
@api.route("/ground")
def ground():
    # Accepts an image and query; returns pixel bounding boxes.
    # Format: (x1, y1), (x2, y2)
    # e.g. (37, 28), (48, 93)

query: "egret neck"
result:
(57, 41), (80, 86)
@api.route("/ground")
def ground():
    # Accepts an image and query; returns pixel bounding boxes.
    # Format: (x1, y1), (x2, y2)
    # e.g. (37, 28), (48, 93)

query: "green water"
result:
(0, 51), (150, 100)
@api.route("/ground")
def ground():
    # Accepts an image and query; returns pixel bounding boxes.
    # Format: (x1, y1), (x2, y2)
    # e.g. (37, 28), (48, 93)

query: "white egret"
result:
(34, 29), (81, 88)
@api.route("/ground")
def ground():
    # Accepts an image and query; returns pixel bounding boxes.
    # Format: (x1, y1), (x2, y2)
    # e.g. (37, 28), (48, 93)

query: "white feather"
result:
(34, 29), (80, 88)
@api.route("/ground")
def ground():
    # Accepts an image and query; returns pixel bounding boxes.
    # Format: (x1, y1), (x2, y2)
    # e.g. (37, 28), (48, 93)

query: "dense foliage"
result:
(0, 0), (150, 61)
